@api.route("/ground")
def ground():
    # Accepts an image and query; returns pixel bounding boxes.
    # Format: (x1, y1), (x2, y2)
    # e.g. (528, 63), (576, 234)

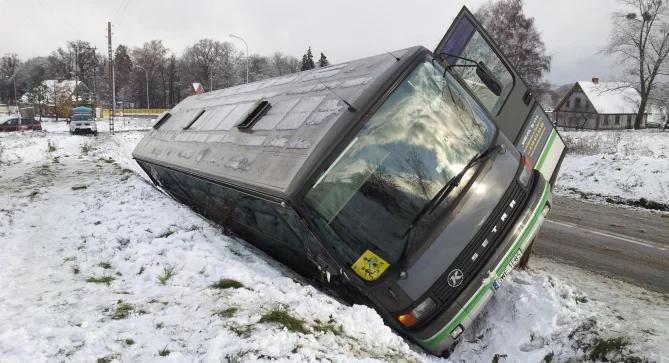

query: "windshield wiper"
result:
(397, 143), (504, 277)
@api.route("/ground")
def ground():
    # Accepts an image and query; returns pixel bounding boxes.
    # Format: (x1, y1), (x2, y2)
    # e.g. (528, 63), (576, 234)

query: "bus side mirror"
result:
(476, 61), (502, 96)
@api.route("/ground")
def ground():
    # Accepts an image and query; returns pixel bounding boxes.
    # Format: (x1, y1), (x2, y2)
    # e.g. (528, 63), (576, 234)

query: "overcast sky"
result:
(0, 0), (622, 85)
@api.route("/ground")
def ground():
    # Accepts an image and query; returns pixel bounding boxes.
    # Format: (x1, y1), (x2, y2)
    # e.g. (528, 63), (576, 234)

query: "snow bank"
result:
(1, 131), (667, 362)
(557, 129), (669, 205)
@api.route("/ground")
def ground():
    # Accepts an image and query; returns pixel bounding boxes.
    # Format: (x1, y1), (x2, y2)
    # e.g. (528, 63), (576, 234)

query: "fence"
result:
(101, 108), (168, 118)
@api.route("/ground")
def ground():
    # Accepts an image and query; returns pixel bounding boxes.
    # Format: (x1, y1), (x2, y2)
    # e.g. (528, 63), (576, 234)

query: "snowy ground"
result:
(556, 129), (669, 206)
(0, 130), (668, 362)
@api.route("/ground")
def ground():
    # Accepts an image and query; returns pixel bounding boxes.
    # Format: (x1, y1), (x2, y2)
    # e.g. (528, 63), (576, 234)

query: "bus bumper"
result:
(413, 175), (552, 355)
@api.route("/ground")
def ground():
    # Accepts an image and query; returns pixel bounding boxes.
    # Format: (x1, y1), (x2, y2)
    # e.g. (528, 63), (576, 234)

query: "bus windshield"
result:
(303, 56), (496, 266)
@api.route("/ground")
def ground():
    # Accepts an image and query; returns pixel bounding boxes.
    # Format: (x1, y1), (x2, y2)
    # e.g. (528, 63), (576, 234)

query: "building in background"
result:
(192, 82), (205, 95)
(553, 78), (647, 130)
(20, 80), (91, 119)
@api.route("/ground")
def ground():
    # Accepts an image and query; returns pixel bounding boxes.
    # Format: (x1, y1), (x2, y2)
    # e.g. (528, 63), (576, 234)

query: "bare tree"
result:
(132, 40), (168, 108)
(270, 52), (300, 76)
(606, 0), (669, 129)
(182, 39), (228, 91)
(475, 0), (552, 90)
(246, 54), (273, 82)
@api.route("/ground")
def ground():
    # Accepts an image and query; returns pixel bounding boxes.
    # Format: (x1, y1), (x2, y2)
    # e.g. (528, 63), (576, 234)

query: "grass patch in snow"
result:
(157, 228), (175, 238)
(575, 295), (588, 304)
(81, 144), (93, 155)
(81, 143), (93, 155)
(110, 301), (134, 320)
(96, 355), (118, 363)
(210, 278), (244, 290)
(491, 353), (508, 363)
(259, 306), (308, 334)
(568, 318), (597, 340)
(588, 336), (636, 362)
(98, 261), (112, 269)
(47, 140), (57, 153)
(157, 265), (177, 285)
(158, 346), (170, 356)
(313, 316), (344, 335)
(28, 190), (39, 200)
(213, 307), (238, 318)
(542, 352), (554, 363)
(229, 324), (254, 338)
(86, 275), (115, 285)
(71, 184), (87, 190)
(124, 338), (135, 346)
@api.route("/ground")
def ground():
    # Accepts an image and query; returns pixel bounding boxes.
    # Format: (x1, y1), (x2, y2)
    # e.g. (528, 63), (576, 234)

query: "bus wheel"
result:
(518, 238), (535, 269)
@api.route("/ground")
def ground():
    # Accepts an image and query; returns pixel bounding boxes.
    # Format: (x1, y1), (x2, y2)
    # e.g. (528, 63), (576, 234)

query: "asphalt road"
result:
(535, 195), (669, 293)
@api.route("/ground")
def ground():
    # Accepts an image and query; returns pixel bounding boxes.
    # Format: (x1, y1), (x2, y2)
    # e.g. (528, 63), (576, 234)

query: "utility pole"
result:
(92, 46), (97, 108)
(107, 21), (116, 134)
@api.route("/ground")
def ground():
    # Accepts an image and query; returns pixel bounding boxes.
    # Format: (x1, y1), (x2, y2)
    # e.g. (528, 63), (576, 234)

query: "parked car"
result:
(69, 106), (97, 135)
(21, 117), (42, 131)
(0, 116), (41, 132)
(133, 6), (565, 356)
(0, 116), (21, 132)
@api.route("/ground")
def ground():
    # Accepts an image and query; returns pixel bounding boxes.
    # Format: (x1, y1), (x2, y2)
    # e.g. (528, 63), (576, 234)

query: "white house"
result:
(553, 78), (648, 130)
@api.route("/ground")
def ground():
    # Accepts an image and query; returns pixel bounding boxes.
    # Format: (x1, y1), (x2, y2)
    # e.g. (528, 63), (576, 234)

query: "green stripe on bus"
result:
(534, 130), (557, 172)
(420, 183), (551, 348)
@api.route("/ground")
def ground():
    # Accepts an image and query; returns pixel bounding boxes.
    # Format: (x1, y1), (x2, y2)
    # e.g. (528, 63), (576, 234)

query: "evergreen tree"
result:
(114, 45), (133, 101)
(300, 46), (315, 71)
(318, 52), (329, 68)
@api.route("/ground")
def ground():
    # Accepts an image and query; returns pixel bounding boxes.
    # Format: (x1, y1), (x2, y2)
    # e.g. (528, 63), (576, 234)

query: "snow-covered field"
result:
(1, 129), (668, 362)
(557, 129), (669, 206)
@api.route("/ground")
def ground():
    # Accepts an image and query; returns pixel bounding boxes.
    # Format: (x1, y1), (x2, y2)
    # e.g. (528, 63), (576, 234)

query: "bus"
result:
(132, 7), (565, 355)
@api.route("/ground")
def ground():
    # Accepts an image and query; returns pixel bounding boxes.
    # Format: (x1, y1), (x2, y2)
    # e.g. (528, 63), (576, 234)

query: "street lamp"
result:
(229, 34), (249, 84)
(136, 65), (150, 109)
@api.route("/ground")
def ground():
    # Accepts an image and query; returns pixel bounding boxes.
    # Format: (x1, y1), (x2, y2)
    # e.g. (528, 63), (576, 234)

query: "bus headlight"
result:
(518, 156), (533, 188)
(397, 297), (437, 327)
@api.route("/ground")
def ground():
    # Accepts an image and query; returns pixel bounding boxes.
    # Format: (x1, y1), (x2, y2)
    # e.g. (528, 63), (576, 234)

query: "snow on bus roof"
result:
(577, 81), (641, 114)
(133, 47), (419, 196)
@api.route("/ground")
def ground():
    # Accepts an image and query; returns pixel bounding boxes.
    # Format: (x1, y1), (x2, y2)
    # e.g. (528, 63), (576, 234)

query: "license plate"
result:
(492, 248), (523, 290)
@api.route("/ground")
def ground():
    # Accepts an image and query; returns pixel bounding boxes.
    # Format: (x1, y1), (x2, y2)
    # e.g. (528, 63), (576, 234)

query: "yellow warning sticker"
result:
(351, 250), (390, 281)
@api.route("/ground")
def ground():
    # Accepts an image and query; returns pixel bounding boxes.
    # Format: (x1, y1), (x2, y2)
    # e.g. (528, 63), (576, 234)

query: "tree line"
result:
(0, 40), (329, 112)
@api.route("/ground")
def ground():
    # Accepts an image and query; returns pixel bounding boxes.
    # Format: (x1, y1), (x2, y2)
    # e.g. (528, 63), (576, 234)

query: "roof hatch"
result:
(236, 100), (271, 130)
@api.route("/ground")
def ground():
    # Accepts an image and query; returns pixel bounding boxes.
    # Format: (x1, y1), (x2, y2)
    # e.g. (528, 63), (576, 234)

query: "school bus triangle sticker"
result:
(352, 250), (390, 281)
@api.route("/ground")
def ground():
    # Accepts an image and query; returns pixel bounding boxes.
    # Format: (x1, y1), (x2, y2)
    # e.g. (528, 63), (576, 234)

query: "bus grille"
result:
(428, 178), (529, 307)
